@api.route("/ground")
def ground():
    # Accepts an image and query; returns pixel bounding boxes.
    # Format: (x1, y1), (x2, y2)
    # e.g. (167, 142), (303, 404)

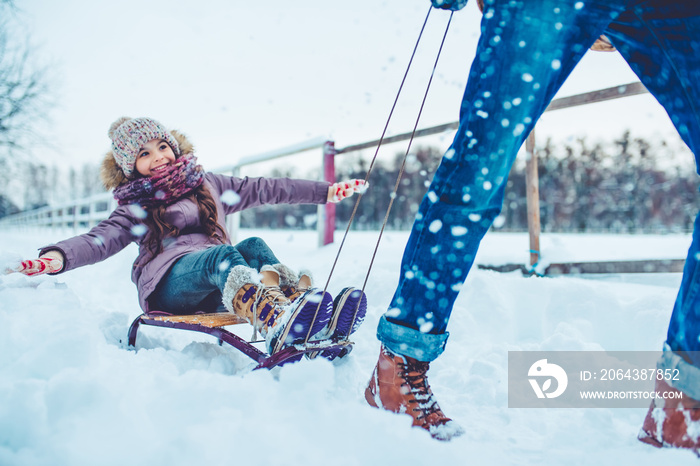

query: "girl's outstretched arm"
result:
(327, 179), (369, 203)
(210, 174), (330, 214)
(37, 205), (139, 273)
(14, 250), (65, 276)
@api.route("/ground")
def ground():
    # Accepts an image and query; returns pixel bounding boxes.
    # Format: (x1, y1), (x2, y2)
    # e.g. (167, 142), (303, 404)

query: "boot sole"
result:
(637, 429), (663, 448)
(271, 289), (332, 355)
(330, 287), (367, 339)
(313, 287), (367, 361)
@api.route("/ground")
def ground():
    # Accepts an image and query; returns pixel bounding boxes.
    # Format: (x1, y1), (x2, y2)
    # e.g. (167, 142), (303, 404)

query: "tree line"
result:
(3, 128), (699, 234)
(243, 131), (700, 234)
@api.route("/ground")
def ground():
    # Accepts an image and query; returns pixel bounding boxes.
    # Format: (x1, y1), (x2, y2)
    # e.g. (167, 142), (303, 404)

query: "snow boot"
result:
(307, 287), (368, 361)
(364, 344), (464, 441)
(223, 265), (332, 356)
(638, 351), (700, 455)
(272, 263), (300, 296)
(278, 266), (314, 302)
(259, 265), (294, 306)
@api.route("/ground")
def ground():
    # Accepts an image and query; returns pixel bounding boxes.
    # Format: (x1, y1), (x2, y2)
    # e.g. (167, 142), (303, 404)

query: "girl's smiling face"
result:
(135, 139), (177, 177)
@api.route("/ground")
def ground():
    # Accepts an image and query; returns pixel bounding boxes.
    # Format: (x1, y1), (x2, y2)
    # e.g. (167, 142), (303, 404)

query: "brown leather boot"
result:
(365, 345), (464, 441)
(638, 377), (700, 454)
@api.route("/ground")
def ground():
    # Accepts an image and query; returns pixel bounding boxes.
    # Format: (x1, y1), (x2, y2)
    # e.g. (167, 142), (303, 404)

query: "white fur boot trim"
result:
(272, 264), (299, 288)
(260, 264), (281, 284)
(222, 265), (261, 313)
(297, 268), (314, 288)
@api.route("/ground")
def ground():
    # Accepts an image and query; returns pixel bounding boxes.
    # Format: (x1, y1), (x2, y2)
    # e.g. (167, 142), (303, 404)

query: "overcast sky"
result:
(15, 0), (687, 176)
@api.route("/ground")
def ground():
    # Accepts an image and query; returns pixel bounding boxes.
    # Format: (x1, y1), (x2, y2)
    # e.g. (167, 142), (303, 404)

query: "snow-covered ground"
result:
(0, 227), (697, 465)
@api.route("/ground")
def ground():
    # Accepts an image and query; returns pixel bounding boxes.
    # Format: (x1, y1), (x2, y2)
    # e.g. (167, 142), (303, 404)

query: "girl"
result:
(16, 116), (368, 358)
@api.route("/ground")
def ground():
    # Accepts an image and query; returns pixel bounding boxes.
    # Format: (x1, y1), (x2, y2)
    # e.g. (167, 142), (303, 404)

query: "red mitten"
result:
(329, 179), (369, 203)
(17, 257), (63, 276)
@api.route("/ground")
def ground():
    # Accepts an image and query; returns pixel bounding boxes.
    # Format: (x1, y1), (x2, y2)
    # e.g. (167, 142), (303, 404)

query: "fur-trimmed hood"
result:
(100, 129), (194, 190)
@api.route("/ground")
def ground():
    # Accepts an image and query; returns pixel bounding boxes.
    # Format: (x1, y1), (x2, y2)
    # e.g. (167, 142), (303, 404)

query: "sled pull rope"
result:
(356, 11), (454, 297)
(321, 5), (433, 287)
(304, 7), (453, 344)
(303, 5), (434, 343)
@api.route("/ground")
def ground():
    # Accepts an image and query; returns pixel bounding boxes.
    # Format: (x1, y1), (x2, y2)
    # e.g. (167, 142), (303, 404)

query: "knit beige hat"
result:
(108, 117), (180, 178)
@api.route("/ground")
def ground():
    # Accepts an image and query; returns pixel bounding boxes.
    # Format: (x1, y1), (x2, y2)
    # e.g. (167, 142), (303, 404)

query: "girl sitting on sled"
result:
(15, 116), (368, 358)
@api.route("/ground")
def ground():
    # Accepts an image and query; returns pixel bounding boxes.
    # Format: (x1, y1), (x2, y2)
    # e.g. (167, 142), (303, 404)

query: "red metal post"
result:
(322, 141), (336, 245)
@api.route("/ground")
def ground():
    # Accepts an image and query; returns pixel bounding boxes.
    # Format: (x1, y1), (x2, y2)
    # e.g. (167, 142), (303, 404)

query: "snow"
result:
(1, 227), (699, 465)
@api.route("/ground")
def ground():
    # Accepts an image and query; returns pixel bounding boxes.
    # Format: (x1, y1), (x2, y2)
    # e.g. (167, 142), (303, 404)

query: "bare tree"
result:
(0, 24), (50, 152)
(0, 0), (52, 214)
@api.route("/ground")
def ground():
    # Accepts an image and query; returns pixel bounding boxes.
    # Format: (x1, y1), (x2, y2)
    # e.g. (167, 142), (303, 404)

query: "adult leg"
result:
(366, 0), (635, 441)
(378, 0), (627, 361)
(602, 3), (700, 452)
(604, 1), (700, 364)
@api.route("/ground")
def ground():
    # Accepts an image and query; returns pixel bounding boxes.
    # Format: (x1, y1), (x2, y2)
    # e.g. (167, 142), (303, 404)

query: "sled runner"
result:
(127, 311), (353, 370)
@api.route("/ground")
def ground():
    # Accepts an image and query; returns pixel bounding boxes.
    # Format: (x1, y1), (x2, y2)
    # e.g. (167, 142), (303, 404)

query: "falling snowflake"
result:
(429, 220), (443, 233)
(419, 322), (434, 334)
(218, 260), (230, 272)
(221, 190), (241, 206)
(128, 204), (147, 219)
(451, 226), (468, 236)
(131, 225), (148, 237)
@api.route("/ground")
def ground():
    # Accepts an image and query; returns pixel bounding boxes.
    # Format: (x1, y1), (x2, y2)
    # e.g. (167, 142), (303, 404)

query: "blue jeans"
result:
(150, 237), (280, 314)
(379, 0), (700, 362)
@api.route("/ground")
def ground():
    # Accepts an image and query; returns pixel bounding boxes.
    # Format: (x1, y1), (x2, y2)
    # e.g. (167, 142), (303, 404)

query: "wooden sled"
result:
(128, 312), (353, 370)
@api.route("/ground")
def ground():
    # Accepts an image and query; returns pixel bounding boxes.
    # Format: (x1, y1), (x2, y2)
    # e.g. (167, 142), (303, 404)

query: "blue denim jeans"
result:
(379, 0), (700, 362)
(150, 237), (280, 314)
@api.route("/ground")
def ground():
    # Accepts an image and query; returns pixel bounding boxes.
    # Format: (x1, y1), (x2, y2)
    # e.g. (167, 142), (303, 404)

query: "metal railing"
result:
(0, 193), (116, 233)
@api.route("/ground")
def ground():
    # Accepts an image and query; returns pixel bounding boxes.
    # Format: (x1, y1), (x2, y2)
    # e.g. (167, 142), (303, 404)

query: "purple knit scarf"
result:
(113, 153), (205, 208)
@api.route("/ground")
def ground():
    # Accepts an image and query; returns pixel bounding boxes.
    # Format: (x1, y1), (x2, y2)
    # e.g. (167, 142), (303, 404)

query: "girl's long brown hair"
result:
(141, 164), (226, 256)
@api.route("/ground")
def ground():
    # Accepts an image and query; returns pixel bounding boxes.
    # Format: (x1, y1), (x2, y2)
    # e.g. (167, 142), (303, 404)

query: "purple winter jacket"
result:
(40, 173), (330, 313)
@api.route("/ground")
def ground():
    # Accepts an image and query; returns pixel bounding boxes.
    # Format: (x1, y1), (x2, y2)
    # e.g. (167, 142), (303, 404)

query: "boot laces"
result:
(398, 359), (444, 422)
(288, 275), (313, 297)
(260, 285), (292, 306)
(250, 285), (291, 341)
(285, 284), (312, 302)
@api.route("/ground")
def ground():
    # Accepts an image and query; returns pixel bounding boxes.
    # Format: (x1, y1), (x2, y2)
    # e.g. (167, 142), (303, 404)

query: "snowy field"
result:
(0, 227), (698, 465)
